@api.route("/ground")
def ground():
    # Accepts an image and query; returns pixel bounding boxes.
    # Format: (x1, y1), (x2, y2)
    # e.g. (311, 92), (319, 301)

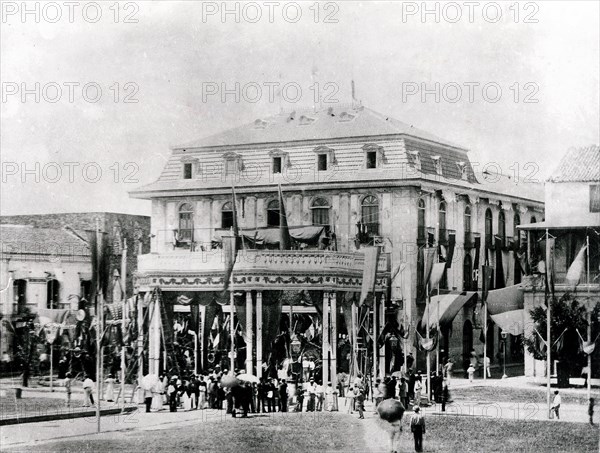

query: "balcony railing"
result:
(138, 249), (390, 275)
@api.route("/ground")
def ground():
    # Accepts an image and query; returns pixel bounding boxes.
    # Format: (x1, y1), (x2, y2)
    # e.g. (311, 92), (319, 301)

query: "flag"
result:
(495, 237), (505, 289)
(516, 250), (530, 275)
(278, 185), (292, 250)
(545, 236), (555, 297)
(423, 247), (437, 292)
(359, 246), (380, 306)
(472, 236), (481, 290)
(222, 187), (241, 292)
(391, 263), (406, 301)
(481, 265), (493, 302)
(429, 263), (446, 291)
(445, 232), (456, 269)
(566, 244), (587, 289)
(210, 316), (220, 349)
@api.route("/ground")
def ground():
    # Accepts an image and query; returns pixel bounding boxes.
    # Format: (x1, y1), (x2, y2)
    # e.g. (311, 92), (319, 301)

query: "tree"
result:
(524, 293), (600, 387)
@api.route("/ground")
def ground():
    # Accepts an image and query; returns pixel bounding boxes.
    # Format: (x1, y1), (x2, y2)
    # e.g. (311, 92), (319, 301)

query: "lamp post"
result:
(501, 331), (508, 379)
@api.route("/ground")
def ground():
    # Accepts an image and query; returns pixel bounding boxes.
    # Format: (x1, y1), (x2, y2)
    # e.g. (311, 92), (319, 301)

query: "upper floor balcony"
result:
(138, 249), (390, 276)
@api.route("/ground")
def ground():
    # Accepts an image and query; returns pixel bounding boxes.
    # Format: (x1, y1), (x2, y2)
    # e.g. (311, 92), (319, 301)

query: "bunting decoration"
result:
(545, 236), (556, 298)
(415, 329), (438, 352)
(423, 247), (437, 292)
(390, 262), (406, 302)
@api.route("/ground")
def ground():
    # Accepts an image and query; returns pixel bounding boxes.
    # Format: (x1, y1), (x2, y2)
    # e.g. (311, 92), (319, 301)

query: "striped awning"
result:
(427, 291), (478, 329)
(486, 284), (525, 335)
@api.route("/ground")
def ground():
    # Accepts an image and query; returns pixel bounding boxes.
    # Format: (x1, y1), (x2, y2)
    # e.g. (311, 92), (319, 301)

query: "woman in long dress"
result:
(182, 381), (193, 411)
(151, 379), (164, 411)
(105, 374), (116, 402)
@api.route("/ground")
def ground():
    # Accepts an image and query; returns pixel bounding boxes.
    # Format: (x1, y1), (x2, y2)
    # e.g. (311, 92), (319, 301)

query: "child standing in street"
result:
(64, 372), (73, 407)
(551, 390), (561, 419)
(355, 389), (365, 419)
(588, 398), (595, 426)
(467, 365), (475, 383)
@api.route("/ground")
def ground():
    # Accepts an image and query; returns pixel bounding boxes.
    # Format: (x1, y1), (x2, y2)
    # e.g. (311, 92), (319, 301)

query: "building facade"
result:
(520, 145), (600, 379)
(0, 212), (151, 363)
(131, 105), (544, 381)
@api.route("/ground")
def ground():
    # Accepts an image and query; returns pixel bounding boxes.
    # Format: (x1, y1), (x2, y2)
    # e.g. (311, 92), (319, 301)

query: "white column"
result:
(322, 292), (330, 385)
(330, 292), (337, 388)
(245, 291), (253, 374)
(149, 297), (161, 376)
(256, 291), (263, 378)
(378, 294), (386, 377)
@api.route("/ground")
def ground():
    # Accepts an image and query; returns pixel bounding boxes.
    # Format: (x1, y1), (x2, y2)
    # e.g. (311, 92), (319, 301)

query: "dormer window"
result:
(181, 156), (199, 180)
(408, 150), (421, 171)
(318, 154), (328, 171)
(314, 146), (336, 171)
(254, 119), (268, 129)
(222, 152), (243, 176)
(432, 156), (442, 175)
(338, 111), (356, 122)
(456, 161), (468, 180)
(298, 115), (316, 126)
(269, 149), (290, 174)
(363, 144), (386, 169)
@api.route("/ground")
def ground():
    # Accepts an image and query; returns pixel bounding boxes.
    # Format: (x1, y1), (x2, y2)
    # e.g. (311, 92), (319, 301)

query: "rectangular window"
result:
(225, 159), (237, 176)
(183, 163), (193, 179)
(272, 156), (282, 174)
(318, 154), (328, 171)
(366, 151), (377, 169)
(590, 185), (600, 213)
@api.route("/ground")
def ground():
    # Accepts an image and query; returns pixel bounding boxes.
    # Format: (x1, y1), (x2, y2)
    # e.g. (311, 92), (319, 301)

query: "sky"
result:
(1, 1), (599, 216)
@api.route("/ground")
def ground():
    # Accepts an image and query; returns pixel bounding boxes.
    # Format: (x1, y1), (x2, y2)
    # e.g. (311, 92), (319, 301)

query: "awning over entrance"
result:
(518, 221), (599, 231)
(212, 226), (327, 247)
(485, 284), (525, 336)
(426, 291), (478, 329)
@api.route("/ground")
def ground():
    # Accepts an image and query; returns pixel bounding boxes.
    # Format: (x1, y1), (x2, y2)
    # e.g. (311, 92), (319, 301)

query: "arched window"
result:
(178, 203), (194, 241)
(13, 279), (27, 314)
(267, 199), (280, 227)
(531, 216), (537, 224)
(485, 208), (493, 248)
(438, 201), (447, 244)
(464, 205), (472, 247)
(463, 253), (473, 291)
(221, 201), (234, 229)
(311, 198), (330, 227)
(361, 195), (379, 236)
(47, 279), (60, 309)
(498, 211), (506, 244)
(417, 199), (426, 242)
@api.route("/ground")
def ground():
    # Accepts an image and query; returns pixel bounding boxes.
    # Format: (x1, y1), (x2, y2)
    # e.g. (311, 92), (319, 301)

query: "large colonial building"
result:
(130, 104), (544, 382)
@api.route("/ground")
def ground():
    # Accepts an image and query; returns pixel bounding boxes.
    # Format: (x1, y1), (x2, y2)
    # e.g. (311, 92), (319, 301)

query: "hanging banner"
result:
(359, 246), (380, 306)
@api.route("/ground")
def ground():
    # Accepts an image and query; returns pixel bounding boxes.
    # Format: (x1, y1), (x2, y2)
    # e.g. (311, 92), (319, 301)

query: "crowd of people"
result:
(133, 366), (341, 415)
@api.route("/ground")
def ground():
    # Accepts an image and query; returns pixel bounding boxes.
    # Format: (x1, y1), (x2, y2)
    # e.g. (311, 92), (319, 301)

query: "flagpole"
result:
(121, 240), (127, 412)
(546, 228), (551, 419)
(426, 283), (431, 403)
(95, 219), (101, 433)
(586, 234), (591, 401)
(230, 239), (235, 374)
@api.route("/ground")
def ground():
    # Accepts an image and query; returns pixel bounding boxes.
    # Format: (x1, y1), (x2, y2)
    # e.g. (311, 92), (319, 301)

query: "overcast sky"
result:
(1, 1), (598, 216)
